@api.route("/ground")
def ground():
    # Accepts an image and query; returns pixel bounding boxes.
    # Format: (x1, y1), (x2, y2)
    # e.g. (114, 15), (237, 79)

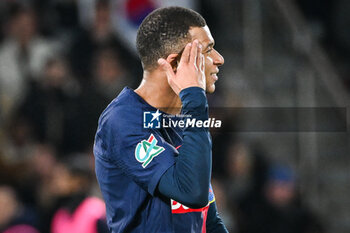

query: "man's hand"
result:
(158, 40), (205, 95)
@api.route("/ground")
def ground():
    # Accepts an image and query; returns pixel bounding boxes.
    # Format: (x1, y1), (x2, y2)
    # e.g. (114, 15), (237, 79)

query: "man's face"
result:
(188, 26), (224, 93)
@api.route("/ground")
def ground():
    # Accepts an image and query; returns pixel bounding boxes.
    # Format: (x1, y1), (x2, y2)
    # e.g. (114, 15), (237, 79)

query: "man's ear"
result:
(166, 54), (179, 72)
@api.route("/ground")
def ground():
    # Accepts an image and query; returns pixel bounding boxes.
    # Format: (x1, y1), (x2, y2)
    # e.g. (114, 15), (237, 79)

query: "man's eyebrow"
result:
(204, 42), (214, 50)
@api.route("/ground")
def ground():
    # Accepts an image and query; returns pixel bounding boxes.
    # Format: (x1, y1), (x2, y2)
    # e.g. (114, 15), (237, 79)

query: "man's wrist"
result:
(180, 87), (207, 109)
(180, 87), (208, 120)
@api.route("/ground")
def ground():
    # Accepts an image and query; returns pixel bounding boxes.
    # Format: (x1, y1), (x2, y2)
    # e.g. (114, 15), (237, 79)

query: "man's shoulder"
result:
(94, 87), (145, 156)
(98, 87), (143, 130)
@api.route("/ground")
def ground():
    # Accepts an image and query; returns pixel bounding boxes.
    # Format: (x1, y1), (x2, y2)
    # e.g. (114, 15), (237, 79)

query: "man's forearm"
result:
(158, 87), (211, 208)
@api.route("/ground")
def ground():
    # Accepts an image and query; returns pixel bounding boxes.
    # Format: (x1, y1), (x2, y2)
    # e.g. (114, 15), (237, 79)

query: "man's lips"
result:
(210, 69), (219, 81)
(211, 73), (218, 81)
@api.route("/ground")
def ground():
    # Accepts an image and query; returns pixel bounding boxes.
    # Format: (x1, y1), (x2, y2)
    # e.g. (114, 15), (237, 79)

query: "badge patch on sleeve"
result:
(135, 134), (165, 168)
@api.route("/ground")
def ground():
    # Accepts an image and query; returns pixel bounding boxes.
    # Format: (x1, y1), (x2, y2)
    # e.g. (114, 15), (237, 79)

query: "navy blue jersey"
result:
(94, 87), (220, 233)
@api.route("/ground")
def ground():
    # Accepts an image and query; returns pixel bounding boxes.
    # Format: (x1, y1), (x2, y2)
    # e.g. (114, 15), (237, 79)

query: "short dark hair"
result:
(136, 7), (206, 70)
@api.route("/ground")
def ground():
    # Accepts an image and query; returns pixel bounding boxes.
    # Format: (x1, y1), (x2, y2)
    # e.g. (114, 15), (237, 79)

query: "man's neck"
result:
(135, 70), (182, 115)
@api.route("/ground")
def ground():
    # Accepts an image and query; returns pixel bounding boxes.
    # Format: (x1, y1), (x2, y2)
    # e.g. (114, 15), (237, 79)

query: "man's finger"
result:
(179, 43), (191, 65)
(196, 43), (202, 69)
(189, 40), (198, 65)
(200, 54), (206, 90)
(199, 53), (204, 73)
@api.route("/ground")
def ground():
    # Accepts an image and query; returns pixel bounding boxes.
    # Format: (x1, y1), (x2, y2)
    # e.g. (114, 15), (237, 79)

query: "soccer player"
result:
(94, 6), (227, 233)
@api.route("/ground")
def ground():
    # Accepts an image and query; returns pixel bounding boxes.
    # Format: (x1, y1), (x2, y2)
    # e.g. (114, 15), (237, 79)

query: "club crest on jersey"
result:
(135, 134), (165, 168)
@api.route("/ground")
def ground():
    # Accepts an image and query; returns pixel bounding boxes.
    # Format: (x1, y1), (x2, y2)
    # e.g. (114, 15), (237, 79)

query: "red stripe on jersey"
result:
(171, 200), (209, 233)
(171, 185), (215, 232)
(171, 200), (209, 214)
(201, 207), (209, 233)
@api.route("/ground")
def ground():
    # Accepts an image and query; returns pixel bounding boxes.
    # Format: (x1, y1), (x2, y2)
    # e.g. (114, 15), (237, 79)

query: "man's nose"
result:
(213, 49), (224, 66)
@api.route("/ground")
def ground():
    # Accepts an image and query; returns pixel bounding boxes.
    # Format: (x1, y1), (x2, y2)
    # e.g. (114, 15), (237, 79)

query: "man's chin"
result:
(205, 84), (215, 94)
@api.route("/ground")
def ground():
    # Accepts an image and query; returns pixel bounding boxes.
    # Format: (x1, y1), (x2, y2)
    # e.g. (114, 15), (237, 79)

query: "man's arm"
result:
(157, 87), (211, 208)
(157, 40), (210, 208)
(206, 201), (229, 233)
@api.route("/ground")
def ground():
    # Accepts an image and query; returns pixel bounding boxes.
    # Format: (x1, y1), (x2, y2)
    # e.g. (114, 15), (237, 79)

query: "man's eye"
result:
(206, 49), (213, 54)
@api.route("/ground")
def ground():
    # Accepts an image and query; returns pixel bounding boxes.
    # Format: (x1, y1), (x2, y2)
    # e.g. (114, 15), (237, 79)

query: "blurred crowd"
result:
(0, 0), (333, 233)
(0, 1), (139, 232)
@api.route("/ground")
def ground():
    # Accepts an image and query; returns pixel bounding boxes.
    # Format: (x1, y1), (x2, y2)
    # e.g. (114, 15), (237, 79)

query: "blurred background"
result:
(0, 0), (348, 233)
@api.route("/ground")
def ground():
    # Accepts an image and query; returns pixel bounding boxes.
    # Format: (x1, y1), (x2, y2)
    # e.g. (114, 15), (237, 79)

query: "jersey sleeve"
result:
(155, 87), (212, 208)
(94, 106), (177, 196)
